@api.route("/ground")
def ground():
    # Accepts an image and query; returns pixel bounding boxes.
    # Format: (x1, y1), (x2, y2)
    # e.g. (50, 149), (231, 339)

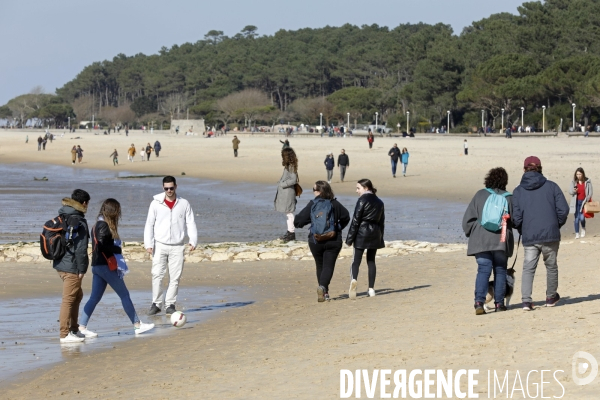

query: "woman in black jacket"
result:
(294, 181), (350, 302)
(78, 199), (154, 337)
(346, 179), (385, 299)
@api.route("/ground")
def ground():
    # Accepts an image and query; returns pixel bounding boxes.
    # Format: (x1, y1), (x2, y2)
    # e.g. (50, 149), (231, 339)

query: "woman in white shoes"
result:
(345, 179), (385, 299)
(78, 199), (154, 337)
(569, 167), (593, 239)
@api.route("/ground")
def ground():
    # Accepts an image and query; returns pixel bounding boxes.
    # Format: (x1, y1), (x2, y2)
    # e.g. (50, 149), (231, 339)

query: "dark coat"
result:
(388, 147), (400, 162)
(512, 172), (569, 246)
(462, 188), (514, 257)
(154, 141), (161, 151)
(53, 198), (89, 274)
(324, 156), (334, 170)
(337, 154), (349, 167)
(91, 220), (122, 267)
(294, 198), (350, 242)
(346, 193), (385, 249)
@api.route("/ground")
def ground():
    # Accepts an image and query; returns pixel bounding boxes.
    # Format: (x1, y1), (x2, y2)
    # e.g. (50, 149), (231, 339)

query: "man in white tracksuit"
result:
(144, 176), (197, 315)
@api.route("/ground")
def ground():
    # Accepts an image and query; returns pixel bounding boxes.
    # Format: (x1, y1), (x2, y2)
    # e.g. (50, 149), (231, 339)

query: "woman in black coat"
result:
(295, 181), (350, 302)
(346, 179), (385, 299)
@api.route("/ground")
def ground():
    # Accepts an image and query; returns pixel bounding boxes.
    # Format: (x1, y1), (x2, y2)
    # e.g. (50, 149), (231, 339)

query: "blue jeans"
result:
(574, 199), (586, 233)
(474, 251), (508, 304)
(391, 159), (398, 176)
(402, 163), (407, 175)
(79, 265), (140, 326)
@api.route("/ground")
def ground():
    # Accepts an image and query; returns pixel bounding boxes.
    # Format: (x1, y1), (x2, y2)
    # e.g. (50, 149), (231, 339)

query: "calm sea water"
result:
(0, 163), (467, 244)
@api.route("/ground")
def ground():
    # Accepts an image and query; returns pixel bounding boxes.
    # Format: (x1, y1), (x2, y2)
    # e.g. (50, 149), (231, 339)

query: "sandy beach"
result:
(1, 131), (600, 398)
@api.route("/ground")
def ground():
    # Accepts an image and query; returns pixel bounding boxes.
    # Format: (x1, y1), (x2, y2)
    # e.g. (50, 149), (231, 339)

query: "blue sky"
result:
(0, 0), (527, 105)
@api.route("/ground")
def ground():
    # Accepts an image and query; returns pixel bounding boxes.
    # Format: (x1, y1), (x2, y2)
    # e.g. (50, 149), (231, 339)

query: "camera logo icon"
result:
(572, 351), (598, 386)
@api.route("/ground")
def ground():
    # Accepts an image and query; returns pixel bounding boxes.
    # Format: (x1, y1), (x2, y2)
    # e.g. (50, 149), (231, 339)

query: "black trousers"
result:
(351, 248), (377, 288)
(308, 239), (342, 292)
(234, 149), (238, 157)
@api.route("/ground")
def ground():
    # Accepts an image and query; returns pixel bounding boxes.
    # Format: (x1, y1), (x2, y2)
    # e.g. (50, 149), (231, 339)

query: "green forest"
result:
(4, 0), (600, 132)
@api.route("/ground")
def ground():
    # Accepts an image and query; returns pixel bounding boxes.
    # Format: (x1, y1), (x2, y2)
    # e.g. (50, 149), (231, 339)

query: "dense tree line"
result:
(6, 0), (600, 131)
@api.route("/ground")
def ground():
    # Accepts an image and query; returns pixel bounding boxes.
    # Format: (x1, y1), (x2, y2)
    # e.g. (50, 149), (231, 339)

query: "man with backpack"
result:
(512, 156), (569, 311)
(52, 189), (90, 343)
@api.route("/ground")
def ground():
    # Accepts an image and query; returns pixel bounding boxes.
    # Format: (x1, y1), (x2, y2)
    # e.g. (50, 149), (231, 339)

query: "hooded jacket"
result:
(324, 156), (334, 170)
(346, 193), (385, 249)
(53, 198), (89, 274)
(512, 172), (569, 246)
(144, 193), (198, 248)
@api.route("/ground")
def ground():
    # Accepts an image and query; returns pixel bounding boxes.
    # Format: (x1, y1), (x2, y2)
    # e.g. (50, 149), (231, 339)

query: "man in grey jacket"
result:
(512, 156), (569, 311)
(54, 189), (90, 343)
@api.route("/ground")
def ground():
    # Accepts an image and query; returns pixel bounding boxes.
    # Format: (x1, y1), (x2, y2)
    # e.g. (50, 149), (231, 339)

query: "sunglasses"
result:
(163, 187), (176, 191)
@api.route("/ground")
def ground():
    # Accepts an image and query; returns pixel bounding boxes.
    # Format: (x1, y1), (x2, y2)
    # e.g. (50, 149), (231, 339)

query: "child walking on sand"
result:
(464, 140), (469, 155)
(109, 149), (118, 166)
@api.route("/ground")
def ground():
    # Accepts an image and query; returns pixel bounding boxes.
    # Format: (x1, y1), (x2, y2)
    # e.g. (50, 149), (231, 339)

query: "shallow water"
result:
(0, 286), (252, 383)
(0, 163), (467, 244)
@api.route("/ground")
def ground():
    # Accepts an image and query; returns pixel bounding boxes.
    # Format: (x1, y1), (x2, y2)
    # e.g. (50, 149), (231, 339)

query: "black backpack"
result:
(40, 215), (81, 260)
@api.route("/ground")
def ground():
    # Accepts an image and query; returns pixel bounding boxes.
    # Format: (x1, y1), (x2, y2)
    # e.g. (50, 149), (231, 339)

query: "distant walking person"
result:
(125, 126), (129, 136)
(145, 143), (153, 161)
(37, 136), (43, 151)
(42, 137), (48, 150)
(109, 149), (119, 166)
(337, 149), (349, 182)
(144, 176), (198, 316)
(324, 152), (334, 183)
(128, 144), (136, 162)
(568, 167), (593, 239)
(76, 145), (84, 163)
(280, 139), (290, 149)
(367, 131), (374, 149)
(79, 199), (154, 337)
(401, 147), (409, 177)
(464, 140), (469, 155)
(232, 135), (240, 157)
(154, 140), (161, 157)
(388, 143), (400, 178)
(294, 181), (350, 302)
(71, 146), (77, 165)
(505, 127), (512, 139)
(346, 179), (385, 299)
(140, 145), (145, 161)
(274, 147), (299, 242)
(512, 156), (569, 311)
(54, 189), (90, 343)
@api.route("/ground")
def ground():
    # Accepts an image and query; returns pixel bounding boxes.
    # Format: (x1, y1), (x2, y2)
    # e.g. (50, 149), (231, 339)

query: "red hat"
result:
(524, 156), (541, 167)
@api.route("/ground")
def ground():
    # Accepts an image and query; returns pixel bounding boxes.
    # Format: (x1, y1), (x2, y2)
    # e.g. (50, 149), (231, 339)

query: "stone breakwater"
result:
(0, 240), (466, 264)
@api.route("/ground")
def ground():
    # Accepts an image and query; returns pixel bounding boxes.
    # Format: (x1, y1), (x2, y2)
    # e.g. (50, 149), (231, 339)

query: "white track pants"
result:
(151, 242), (185, 307)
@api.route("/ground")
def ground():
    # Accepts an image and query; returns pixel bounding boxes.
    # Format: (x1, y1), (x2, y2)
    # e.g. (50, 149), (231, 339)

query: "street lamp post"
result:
(501, 109), (505, 132)
(406, 111), (410, 133)
(347, 113), (350, 132)
(481, 110), (484, 130)
(68, 117), (71, 130)
(320, 113), (323, 129)
(375, 112), (379, 134)
(521, 107), (525, 129)
(92, 114), (94, 130)
(572, 103), (576, 131)
(542, 106), (546, 133)
(447, 111), (450, 134)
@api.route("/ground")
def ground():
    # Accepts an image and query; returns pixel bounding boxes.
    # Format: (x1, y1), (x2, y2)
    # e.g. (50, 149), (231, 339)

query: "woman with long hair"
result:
(274, 147), (299, 242)
(462, 168), (514, 315)
(568, 167), (593, 239)
(401, 147), (409, 177)
(294, 181), (350, 302)
(78, 199), (154, 337)
(346, 179), (385, 299)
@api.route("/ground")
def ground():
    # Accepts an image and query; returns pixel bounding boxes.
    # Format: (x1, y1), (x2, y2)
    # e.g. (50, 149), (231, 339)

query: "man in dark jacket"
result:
(324, 153), (334, 183)
(54, 189), (90, 343)
(388, 144), (400, 178)
(512, 156), (569, 311)
(337, 149), (349, 182)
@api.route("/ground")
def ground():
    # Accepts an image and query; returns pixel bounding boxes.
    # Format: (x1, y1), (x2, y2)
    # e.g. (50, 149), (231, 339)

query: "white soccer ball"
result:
(170, 311), (187, 327)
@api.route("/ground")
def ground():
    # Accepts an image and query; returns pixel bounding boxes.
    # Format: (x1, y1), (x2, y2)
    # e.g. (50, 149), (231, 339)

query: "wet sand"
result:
(2, 238), (600, 398)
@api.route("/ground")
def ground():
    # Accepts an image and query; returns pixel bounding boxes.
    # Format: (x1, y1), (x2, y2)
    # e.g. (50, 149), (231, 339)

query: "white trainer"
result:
(349, 279), (357, 300)
(576, 233), (580, 239)
(78, 327), (98, 338)
(134, 322), (155, 335)
(368, 288), (376, 297)
(60, 332), (85, 343)
(581, 228), (586, 238)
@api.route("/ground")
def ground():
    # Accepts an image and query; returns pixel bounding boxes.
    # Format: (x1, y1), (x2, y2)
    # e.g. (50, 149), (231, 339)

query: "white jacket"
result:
(144, 193), (198, 248)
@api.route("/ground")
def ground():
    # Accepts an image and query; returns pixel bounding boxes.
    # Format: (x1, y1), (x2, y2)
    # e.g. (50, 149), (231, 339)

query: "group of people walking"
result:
(125, 141), (162, 163)
(274, 147), (386, 301)
(54, 175), (197, 343)
(463, 157), (591, 314)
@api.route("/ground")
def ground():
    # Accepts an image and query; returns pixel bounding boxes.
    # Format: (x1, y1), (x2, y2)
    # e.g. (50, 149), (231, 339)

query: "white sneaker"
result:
(349, 279), (357, 300)
(368, 288), (376, 297)
(576, 233), (580, 239)
(60, 332), (85, 343)
(581, 228), (586, 238)
(134, 322), (155, 335)
(78, 327), (98, 338)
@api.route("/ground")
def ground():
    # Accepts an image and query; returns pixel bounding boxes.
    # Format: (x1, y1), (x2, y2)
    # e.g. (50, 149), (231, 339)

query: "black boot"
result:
(282, 232), (296, 243)
(279, 231), (291, 240)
